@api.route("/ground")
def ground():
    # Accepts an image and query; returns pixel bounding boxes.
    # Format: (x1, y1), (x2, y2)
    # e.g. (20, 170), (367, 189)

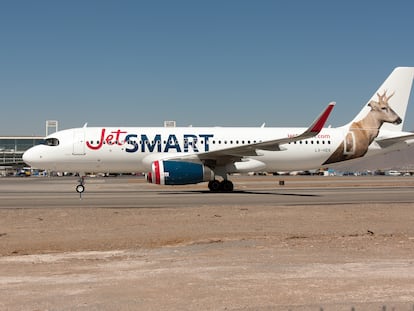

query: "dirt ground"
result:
(0, 177), (414, 310)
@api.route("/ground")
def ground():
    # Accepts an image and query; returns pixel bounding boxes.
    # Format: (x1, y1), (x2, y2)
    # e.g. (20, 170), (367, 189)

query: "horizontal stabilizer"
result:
(376, 133), (414, 148)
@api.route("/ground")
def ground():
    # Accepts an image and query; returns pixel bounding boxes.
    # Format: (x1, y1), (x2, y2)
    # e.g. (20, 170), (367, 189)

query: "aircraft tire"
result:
(208, 180), (221, 192)
(221, 180), (234, 192)
(76, 184), (85, 193)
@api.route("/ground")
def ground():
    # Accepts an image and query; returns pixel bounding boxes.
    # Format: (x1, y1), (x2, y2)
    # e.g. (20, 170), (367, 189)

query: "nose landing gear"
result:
(76, 175), (86, 199)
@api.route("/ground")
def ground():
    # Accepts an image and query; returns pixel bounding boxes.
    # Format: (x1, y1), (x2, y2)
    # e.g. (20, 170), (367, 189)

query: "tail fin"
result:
(350, 67), (414, 132)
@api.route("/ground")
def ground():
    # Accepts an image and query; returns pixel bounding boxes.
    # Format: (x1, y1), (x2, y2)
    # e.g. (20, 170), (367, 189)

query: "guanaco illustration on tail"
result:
(323, 91), (401, 165)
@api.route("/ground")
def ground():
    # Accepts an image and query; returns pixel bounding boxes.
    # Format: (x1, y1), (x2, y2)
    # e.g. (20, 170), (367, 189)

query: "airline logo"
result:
(85, 128), (214, 153)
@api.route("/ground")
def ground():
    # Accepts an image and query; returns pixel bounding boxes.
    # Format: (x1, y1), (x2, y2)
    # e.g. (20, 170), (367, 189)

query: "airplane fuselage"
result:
(24, 125), (378, 174)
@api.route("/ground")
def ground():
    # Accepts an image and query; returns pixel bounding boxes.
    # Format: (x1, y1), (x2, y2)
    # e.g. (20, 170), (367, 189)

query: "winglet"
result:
(306, 102), (335, 135)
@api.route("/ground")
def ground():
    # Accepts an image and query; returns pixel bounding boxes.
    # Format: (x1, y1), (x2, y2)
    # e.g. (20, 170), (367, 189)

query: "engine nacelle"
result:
(146, 160), (212, 185)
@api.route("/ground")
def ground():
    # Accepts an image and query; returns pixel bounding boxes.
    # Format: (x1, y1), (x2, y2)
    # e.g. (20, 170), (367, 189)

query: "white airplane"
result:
(23, 67), (414, 193)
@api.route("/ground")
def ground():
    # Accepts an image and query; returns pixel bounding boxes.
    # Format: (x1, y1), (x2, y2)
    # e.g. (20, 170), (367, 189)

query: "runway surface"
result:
(1, 175), (414, 208)
(1, 175), (414, 310)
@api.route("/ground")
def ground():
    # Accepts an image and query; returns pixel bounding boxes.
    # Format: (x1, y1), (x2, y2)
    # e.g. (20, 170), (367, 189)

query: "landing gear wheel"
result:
(76, 184), (85, 193)
(75, 174), (86, 199)
(208, 180), (221, 192)
(220, 180), (234, 192)
(208, 179), (234, 192)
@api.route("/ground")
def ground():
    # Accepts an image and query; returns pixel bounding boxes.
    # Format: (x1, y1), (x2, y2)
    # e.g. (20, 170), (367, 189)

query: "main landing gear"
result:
(208, 179), (234, 192)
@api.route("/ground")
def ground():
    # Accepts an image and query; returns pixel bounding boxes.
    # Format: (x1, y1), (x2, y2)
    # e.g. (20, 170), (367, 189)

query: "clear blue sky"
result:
(1, 0), (413, 136)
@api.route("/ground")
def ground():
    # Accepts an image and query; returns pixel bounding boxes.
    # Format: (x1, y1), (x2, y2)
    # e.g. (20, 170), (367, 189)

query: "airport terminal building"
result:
(0, 136), (43, 175)
(0, 121), (58, 175)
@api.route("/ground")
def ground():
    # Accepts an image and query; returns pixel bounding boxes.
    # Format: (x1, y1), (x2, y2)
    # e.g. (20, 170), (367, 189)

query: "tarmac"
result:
(0, 175), (414, 310)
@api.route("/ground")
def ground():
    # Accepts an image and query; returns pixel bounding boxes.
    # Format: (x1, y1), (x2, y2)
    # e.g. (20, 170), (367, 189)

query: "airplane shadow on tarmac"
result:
(158, 190), (320, 197)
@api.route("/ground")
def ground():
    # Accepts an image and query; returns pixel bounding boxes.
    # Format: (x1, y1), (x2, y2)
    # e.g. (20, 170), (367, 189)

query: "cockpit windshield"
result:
(41, 137), (60, 146)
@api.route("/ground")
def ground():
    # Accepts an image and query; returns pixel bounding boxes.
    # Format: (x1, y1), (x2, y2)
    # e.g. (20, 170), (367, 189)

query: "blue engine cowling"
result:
(146, 160), (212, 185)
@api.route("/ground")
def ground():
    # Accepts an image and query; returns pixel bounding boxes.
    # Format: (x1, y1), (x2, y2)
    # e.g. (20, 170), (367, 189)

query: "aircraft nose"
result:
(22, 147), (42, 166)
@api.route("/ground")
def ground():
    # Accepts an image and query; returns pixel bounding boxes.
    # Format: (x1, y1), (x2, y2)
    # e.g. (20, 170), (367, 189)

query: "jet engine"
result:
(146, 160), (212, 185)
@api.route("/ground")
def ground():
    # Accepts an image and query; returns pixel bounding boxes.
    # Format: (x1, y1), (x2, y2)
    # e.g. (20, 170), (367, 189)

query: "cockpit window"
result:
(42, 138), (60, 146)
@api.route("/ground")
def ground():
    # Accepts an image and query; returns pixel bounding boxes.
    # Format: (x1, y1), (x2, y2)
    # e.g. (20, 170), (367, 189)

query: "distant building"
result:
(46, 120), (58, 136)
(1, 121), (58, 170)
(0, 136), (43, 167)
(164, 120), (176, 128)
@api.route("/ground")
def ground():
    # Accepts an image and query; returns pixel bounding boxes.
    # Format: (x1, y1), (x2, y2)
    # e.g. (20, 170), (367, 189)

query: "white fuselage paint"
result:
(23, 126), (404, 174)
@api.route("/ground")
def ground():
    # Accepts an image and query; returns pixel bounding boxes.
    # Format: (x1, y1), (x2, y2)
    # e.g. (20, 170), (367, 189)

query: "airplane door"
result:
(73, 129), (86, 155)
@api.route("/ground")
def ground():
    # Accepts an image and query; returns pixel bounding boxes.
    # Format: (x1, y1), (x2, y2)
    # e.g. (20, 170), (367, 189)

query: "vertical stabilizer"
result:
(324, 67), (414, 165)
(350, 67), (414, 132)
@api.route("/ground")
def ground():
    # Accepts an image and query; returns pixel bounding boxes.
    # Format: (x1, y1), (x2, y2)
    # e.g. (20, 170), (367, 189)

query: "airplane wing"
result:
(171, 102), (335, 166)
